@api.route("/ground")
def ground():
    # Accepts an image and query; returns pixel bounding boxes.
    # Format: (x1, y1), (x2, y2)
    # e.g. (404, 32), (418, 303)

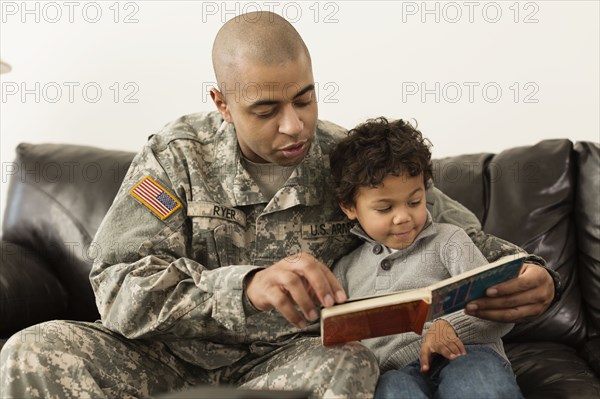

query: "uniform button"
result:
(373, 244), (383, 255)
(381, 259), (392, 271)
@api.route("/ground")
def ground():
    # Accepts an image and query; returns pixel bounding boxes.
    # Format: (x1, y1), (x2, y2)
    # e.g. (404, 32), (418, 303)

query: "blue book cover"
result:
(429, 255), (526, 319)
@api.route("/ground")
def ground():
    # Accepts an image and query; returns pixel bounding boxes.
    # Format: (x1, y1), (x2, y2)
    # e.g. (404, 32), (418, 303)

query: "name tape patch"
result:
(302, 221), (355, 238)
(130, 176), (182, 220)
(187, 201), (246, 227)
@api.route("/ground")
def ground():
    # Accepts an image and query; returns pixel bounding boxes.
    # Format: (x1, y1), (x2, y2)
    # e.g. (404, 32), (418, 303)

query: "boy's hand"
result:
(420, 319), (466, 373)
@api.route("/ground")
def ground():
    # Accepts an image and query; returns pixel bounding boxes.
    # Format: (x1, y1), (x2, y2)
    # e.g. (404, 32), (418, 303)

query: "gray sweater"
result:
(332, 212), (513, 372)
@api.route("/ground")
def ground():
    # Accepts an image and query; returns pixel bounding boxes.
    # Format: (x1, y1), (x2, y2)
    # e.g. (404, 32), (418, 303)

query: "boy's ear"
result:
(210, 87), (233, 123)
(340, 202), (357, 220)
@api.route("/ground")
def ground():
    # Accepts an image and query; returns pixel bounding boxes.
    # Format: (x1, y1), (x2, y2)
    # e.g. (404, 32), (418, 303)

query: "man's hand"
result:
(245, 252), (347, 329)
(465, 263), (554, 323)
(420, 319), (465, 373)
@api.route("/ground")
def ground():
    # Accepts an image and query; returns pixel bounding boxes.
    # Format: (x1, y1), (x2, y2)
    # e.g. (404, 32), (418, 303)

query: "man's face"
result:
(341, 173), (428, 250)
(211, 53), (318, 166)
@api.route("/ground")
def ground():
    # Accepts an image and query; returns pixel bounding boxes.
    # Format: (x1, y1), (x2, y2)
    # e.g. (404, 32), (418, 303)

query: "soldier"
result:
(0, 11), (558, 399)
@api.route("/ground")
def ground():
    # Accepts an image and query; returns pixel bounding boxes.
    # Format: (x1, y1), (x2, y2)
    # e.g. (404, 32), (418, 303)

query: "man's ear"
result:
(340, 202), (357, 221)
(210, 87), (233, 123)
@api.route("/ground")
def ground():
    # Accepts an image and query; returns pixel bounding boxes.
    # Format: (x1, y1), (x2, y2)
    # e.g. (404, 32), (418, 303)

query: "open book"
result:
(321, 253), (527, 346)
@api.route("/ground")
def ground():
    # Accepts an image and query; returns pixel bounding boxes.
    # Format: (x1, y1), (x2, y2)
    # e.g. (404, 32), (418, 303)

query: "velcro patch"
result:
(187, 201), (246, 227)
(130, 176), (181, 220)
(302, 221), (356, 238)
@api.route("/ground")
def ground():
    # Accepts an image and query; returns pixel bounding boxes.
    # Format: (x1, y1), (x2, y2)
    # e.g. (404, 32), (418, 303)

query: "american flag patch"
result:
(130, 176), (181, 220)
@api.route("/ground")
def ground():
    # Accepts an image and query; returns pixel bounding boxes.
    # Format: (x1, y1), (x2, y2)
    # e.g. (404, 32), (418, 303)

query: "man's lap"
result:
(0, 320), (378, 399)
(0, 320), (205, 397)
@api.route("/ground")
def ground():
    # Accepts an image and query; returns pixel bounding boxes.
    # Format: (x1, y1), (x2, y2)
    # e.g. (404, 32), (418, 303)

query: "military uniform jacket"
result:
(90, 111), (535, 370)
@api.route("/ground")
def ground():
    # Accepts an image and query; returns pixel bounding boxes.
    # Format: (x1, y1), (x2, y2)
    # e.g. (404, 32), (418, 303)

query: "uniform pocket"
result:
(190, 220), (250, 268)
(188, 201), (249, 268)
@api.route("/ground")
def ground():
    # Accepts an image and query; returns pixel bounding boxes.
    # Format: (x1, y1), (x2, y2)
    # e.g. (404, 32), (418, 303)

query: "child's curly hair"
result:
(330, 117), (433, 206)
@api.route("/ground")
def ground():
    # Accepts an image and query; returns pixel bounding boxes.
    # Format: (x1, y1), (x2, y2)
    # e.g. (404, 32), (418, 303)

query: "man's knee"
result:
(2, 320), (82, 355)
(1, 320), (92, 384)
(248, 338), (379, 398)
(314, 340), (379, 378)
(333, 341), (378, 364)
(319, 341), (379, 398)
(0, 321), (89, 398)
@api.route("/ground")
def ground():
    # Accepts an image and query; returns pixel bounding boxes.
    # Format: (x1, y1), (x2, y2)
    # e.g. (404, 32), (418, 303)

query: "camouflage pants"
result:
(0, 320), (378, 399)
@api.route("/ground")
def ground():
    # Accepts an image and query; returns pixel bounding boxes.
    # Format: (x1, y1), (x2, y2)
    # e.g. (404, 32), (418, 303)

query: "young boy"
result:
(329, 117), (523, 399)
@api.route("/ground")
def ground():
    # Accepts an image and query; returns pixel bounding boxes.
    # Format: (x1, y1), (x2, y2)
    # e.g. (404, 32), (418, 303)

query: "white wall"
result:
(1, 1), (599, 224)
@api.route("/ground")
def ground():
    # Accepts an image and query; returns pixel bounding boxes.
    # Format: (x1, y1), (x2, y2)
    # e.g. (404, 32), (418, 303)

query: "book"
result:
(321, 253), (527, 346)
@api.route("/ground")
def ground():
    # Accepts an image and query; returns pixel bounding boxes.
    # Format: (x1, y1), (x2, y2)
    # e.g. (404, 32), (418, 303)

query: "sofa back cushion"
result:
(434, 139), (586, 346)
(574, 142), (600, 339)
(2, 143), (135, 321)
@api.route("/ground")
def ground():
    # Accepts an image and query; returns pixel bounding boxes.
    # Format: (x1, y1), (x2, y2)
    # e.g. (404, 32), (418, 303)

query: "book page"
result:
(321, 287), (431, 319)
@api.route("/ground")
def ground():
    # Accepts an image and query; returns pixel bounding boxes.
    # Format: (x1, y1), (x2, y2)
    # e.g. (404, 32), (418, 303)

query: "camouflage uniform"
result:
(0, 112), (539, 398)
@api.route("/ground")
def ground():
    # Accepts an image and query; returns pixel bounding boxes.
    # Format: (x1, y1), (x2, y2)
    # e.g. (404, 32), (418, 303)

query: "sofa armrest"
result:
(582, 337), (600, 378)
(575, 141), (600, 336)
(0, 240), (68, 337)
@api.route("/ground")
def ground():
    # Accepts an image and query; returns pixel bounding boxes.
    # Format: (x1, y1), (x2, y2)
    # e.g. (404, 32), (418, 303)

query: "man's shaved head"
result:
(209, 12), (318, 166)
(212, 11), (311, 91)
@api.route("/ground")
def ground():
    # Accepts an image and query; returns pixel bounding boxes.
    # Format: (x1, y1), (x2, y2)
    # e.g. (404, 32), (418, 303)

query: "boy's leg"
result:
(0, 320), (207, 398)
(436, 344), (523, 399)
(374, 361), (432, 399)
(236, 336), (379, 399)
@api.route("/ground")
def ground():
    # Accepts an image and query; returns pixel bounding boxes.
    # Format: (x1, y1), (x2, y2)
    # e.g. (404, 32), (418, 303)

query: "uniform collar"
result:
(212, 119), (326, 210)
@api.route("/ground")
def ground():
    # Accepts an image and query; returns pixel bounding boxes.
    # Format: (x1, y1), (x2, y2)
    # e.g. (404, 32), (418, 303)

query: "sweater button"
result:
(373, 244), (383, 255)
(381, 259), (392, 271)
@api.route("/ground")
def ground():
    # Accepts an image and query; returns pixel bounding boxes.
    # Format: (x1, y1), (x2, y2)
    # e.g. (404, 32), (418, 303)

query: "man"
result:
(0, 11), (557, 399)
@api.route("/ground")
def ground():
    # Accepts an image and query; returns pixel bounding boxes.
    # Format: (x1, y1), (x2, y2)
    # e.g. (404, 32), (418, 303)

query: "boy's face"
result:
(341, 173), (428, 250)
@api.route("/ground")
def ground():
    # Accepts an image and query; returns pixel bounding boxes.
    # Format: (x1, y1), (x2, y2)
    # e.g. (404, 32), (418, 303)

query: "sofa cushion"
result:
(575, 142), (600, 338)
(2, 143), (135, 321)
(0, 241), (68, 337)
(432, 153), (493, 224)
(434, 140), (587, 346)
(506, 341), (600, 399)
(483, 140), (585, 346)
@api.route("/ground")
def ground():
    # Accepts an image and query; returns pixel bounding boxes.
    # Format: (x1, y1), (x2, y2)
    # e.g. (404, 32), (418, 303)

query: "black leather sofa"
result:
(1, 138), (599, 398)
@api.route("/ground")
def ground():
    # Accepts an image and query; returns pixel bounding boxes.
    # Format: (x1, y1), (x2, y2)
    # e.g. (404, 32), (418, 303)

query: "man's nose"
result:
(278, 104), (303, 137)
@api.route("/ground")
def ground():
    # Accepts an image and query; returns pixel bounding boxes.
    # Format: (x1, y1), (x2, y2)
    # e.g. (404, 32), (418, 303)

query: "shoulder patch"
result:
(130, 176), (182, 220)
